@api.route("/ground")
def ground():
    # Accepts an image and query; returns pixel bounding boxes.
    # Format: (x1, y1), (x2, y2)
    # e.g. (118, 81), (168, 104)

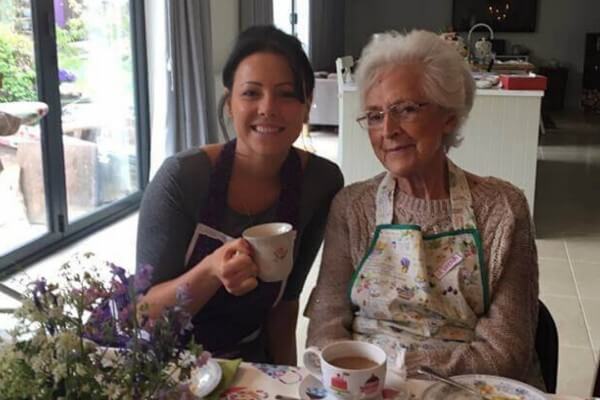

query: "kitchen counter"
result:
(343, 82), (543, 97)
(476, 88), (544, 97)
(338, 85), (544, 212)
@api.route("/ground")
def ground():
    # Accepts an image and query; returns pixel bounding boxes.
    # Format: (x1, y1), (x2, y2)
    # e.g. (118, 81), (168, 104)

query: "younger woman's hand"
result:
(207, 239), (259, 296)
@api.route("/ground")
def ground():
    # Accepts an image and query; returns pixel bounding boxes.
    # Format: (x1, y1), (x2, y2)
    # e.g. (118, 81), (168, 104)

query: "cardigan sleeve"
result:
(305, 188), (356, 347)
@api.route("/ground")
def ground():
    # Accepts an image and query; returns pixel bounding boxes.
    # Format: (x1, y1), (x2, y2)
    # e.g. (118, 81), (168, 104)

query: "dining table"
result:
(219, 361), (592, 400)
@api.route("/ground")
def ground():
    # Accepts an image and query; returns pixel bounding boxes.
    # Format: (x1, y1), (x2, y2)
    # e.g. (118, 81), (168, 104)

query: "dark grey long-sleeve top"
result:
(136, 147), (343, 301)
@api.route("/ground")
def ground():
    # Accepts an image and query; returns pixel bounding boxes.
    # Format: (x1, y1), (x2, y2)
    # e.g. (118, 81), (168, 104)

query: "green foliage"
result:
(56, 18), (87, 51)
(0, 24), (36, 102)
(56, 18), (87, 74)
(66, 18), (87, 42)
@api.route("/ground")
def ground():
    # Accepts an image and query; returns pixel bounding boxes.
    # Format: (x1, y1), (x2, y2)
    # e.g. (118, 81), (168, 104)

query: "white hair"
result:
(355, 30), (476, 150)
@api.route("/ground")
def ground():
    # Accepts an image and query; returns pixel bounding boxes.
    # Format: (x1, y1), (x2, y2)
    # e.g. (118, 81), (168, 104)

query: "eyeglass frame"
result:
(356, 101), (431, 130)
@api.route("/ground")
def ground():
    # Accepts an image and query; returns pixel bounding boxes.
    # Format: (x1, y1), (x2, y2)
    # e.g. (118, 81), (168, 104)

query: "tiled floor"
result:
(2, 114), (599, 396)
(535, 110), (600, 397)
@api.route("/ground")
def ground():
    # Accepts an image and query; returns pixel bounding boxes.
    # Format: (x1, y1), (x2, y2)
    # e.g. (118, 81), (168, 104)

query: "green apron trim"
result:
(349, 224), (421, 299)
(349, 224), (490, 313)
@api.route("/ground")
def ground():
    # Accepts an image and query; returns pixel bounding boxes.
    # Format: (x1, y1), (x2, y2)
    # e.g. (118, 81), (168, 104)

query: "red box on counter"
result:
(500, 74), (548, 90)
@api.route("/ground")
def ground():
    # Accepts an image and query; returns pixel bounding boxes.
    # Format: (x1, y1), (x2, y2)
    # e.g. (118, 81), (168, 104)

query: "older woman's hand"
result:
(206, 239), (259, 296)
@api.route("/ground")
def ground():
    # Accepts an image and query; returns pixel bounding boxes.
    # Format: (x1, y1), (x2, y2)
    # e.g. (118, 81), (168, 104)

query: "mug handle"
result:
(302, 346), (322, 379)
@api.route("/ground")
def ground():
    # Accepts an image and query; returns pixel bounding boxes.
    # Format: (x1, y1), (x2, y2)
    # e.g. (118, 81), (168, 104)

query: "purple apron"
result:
(185, 139), (302, 359)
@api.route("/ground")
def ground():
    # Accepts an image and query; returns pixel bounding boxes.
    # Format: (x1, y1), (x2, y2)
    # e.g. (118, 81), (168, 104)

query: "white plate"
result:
(422, 374), (547, 400)
(191, 359), (223, 398)
(298, 375), (409, 400)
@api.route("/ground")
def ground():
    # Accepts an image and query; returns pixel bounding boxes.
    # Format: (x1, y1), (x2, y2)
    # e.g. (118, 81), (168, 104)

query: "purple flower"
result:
(176, 309), (194, 335)
(400, 257), (410, 268)
(31, 278), (47, 294)
(79, 286), (106, 309)
(30, 278), (47, 311)
(89, 303), (112, 324)
(134, 264), (154, 293)
(114, 281), (128, 295)
(84, 303), (115, 343)
(110, 264), (128, 284)
(118, 305), (131, 323)
(58, 68), (76, 83)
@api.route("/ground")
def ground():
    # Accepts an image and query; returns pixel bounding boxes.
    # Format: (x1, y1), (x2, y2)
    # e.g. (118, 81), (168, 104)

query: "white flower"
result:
(104, 382), (125, 399)
(52, 362), (68, 381)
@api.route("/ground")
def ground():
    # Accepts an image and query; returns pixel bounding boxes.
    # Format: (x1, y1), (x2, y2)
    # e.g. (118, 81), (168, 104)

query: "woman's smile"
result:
(250, 123), (285, 135)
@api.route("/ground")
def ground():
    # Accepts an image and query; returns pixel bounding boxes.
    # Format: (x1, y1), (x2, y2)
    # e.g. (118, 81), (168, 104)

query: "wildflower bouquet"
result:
(0, 253), (208, 400)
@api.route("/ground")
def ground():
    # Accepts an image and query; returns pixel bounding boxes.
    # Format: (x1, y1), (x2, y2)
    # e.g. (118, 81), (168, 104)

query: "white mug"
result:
(242, 222), (296, 282)
(303, 341), (387, 400)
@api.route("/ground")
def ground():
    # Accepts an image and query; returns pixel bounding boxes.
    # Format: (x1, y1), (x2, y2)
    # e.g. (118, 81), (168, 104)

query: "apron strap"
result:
(447, 160), (477, 230)
(375, 173), (397, 225)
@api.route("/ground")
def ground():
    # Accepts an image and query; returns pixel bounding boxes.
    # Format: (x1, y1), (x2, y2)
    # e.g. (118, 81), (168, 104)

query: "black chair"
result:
(535, 300), (559, 393)
(593, 362), (600, 397)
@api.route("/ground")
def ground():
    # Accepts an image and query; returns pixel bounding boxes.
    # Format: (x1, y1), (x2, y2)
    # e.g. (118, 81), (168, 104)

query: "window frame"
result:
(0, 0), (150, 278)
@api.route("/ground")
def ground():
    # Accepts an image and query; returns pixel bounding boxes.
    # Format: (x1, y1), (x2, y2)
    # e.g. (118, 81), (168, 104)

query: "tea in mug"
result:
(329, 356), (378, 370)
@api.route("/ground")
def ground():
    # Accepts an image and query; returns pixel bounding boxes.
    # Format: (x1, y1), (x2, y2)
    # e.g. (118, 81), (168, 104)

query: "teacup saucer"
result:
(298, 375), (409, 400)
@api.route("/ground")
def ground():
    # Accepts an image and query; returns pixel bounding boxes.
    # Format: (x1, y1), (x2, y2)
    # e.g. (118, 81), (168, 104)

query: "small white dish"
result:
(421, 374), (546, 400)
(298, 375), (409, 400)
(191, 359), (223, 398)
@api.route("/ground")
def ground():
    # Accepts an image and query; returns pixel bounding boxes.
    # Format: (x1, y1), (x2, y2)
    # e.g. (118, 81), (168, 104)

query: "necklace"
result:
(234, 181), (282, 230)
(187, 139), (302, 268)
(236, 194), (258, 229)
(230, 152), (282, 228)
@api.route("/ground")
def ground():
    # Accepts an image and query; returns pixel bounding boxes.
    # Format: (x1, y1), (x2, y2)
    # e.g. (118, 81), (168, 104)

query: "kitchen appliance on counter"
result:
(467, 23), (495, 65)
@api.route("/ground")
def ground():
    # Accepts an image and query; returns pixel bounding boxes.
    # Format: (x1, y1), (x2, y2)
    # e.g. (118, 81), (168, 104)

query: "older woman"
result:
(306, 30), (541, 386)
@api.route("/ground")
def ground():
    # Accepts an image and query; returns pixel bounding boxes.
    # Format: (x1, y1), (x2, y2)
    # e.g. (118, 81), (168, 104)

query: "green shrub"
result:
(56, 18), (86, 79)
(0, 25), (36, 102)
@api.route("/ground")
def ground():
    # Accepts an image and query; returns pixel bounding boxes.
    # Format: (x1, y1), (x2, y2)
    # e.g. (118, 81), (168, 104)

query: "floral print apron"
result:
(349, 160), (490, 363)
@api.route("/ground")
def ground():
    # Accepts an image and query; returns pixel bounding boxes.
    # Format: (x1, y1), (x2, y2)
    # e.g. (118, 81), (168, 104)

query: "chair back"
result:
(536, 300), (559, 393)
(335, 56), (354, 92)
(593, 362), (600, 397)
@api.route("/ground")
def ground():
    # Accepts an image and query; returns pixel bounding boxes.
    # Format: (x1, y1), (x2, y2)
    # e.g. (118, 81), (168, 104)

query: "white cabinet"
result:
(309, 77), (338, 126)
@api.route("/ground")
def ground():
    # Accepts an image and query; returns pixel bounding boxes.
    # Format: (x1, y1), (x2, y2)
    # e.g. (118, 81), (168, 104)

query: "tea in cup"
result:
(303, 341), (387, 400)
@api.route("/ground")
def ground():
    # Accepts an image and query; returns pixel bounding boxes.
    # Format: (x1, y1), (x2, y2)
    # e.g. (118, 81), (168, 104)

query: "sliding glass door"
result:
(0, 0), (149, 276)
(0, 1), (49, 255)
(55, 0), (140, 222)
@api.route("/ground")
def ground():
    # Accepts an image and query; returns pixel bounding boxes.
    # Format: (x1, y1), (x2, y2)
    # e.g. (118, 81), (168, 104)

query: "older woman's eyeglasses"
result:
(356, 101), (430, 130)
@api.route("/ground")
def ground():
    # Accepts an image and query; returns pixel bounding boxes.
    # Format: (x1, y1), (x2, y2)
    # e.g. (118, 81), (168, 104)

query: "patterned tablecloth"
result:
(220, 362), (587, 400)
